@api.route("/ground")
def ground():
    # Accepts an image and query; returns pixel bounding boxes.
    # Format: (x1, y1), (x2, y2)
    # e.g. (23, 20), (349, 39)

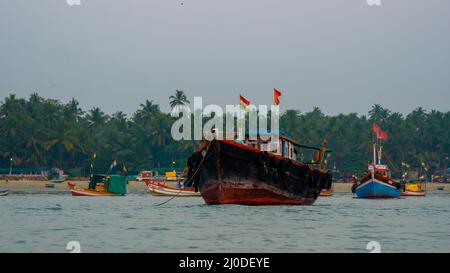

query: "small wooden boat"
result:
(68, 174), (127, 196)
(401, 182), (426, 196)
(0, 188), (9, 196)
(45, 183), (55, 188)
(436, 185), (445, 191)
(320, 187), (334, 197)
(52, 179), (65, 183)
(145, 180), (201, 197)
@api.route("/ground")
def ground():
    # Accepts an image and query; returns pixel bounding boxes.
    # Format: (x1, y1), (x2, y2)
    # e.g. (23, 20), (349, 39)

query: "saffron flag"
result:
(372, 123), (381, 134)
(240, 95), (250, 110)
(274, 88), (282, 105)
(372, 123), (388, 140)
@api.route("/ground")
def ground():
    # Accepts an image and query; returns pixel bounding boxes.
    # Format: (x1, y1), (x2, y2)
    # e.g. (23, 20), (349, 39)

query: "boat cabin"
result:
(244, 132), (298, 161)
(369, 164), (391, 179)
(137, 171), (155, 181)
(88, 174), (127, 195)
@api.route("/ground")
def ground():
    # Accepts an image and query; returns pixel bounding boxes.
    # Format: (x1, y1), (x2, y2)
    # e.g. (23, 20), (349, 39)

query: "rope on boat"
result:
(154, 141), (212, 206)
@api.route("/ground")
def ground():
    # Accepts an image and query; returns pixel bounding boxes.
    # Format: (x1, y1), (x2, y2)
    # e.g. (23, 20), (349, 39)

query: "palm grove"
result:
(0, 92), (448, 178)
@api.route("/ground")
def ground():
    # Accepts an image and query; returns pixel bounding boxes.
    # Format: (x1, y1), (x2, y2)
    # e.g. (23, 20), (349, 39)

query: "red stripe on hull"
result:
(200, 180), (316, 205)
(365, 194), (398, 198)
(71, 191), (90, 196)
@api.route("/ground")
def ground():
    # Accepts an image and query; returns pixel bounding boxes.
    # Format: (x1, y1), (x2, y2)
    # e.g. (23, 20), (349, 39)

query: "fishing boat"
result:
(145, 180), (201, 197)
(67, 174), (127, 196)
(353, 124), (401, 198)
(48, 167), (66, 183)
(0, 188), (9, 196)
(401, 181), (426, 196)
(436, 185), (445, 191)
(320, 187), (334, 197)
(136, 171), (154, 181)
(51, 179), (65, 183)
(185, 132), (333, 205)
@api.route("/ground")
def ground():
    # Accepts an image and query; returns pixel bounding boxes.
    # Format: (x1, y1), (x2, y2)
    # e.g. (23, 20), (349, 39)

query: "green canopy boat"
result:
(68, 174), (127, 196)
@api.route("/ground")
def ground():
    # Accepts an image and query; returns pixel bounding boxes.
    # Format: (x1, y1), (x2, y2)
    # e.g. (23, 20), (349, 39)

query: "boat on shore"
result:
(51, 179), (65, 183)
(45, 183), (55, 188)
(436, 185), (445, 191)
(136, 171), (154, 181)
(0, 188), (9, 196)
(67, 174), (127, 196)
(145, 180), (201, 197)
(185, 132), (333, 205)
(353, 124), (401, 198)
(320, 187), (334, 197)
(401, 182), (426, 196)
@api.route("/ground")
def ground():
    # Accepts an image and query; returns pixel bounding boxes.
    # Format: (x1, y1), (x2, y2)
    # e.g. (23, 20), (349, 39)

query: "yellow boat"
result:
(401, 182), (426, 196)
(320, 187), (334, 197)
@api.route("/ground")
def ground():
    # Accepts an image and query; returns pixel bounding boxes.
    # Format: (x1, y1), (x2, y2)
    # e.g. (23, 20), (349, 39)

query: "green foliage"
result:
(0, 94), (448, 176)
(279, 104), (449, 175)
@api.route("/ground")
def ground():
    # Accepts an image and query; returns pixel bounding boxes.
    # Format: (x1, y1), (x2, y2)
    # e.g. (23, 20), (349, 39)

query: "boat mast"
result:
(371, 141), (376, 179)
(378, 140), (383, 165)
(373, 142), (377, 166)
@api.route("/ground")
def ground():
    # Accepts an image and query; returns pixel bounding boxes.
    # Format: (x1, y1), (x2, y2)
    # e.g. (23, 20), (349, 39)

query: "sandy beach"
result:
(1, 179), (448, 194)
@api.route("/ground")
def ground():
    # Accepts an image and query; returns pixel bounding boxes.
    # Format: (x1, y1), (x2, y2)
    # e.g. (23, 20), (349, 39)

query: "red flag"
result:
(373, 123), (388, 140)
(372, 123), (381, 134)
(240, 95), (250, 108)
(274, 88), (282, 105)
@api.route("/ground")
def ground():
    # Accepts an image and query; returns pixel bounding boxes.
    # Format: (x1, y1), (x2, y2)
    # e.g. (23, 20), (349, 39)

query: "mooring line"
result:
(154, 141), (212, 206)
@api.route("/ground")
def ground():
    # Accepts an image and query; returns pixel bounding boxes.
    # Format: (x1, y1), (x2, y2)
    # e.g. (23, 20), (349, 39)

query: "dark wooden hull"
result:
(187, 140), (332, 205)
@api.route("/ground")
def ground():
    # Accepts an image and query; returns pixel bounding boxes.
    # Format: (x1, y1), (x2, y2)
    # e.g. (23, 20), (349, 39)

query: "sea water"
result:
(0, 191), (449, 253)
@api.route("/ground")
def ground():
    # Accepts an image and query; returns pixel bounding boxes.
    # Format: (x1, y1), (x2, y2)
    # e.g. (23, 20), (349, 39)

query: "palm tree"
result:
(151, 118), (171, 147)
(169, 90), (190, 110)
(111, 111), (128, 130)
(44, 126), (77, 168)
(64, 98), (83, 122)
(135, 100), (160, 126)
(86, 107), (107, 132)
(369, 104), (391, 125)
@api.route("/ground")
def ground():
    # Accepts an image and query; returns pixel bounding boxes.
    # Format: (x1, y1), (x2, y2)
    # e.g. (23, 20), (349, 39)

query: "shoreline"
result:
(0, 180), (147, 193)
(1, 180), (449, 193)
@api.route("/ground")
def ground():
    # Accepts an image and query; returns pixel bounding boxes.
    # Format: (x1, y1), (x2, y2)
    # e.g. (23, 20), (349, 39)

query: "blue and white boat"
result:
(352, 125), (401, 198)
(354, 164), (401, 198)
(0, 188), (9, 196)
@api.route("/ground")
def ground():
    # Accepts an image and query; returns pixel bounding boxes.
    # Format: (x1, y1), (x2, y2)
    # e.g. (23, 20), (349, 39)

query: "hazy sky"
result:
(0, 0), (449, 116)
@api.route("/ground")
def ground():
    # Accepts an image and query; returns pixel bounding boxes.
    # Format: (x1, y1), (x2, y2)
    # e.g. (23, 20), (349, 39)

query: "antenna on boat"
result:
(90, 152), (97, 177)
(378, 139), (383, 165)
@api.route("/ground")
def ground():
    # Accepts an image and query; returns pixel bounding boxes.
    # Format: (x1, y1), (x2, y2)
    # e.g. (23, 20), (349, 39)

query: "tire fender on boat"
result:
(279, 159), (291, 189)
(328, 172), (333, 189)
(271, 157), (281, 184)
(258, 152), (269, 165)
(306, 167), (314, 185)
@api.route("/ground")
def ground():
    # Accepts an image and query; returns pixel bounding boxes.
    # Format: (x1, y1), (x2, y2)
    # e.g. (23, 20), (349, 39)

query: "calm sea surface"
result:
(1, 191), (449, 253)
